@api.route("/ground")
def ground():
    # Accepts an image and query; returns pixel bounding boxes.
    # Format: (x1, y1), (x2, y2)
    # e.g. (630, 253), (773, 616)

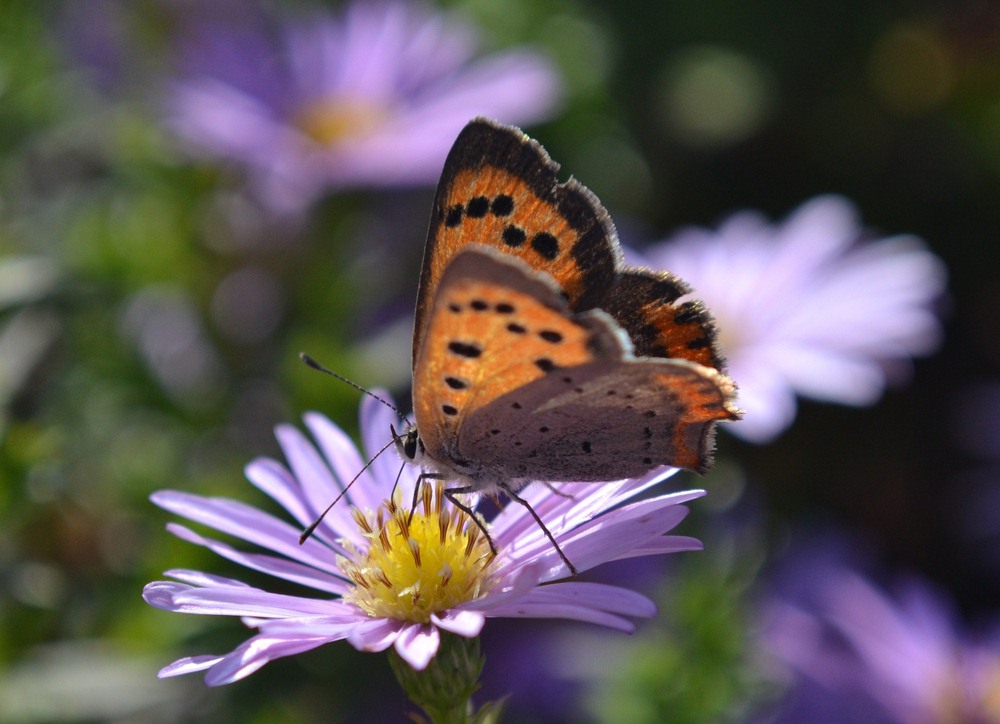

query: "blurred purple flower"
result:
(169, 1), (561, 213)
(143, 394), (704, 684)
(760, 559), (1000, 723)
(643, 195), (947, 443)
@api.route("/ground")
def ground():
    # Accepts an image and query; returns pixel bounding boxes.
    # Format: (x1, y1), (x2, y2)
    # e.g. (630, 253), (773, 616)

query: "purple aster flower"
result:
(143, 393), (704, 684)
(642, 195), (946, 442)
(169, 1), (561, 213)
(759, 557), (1000, 723)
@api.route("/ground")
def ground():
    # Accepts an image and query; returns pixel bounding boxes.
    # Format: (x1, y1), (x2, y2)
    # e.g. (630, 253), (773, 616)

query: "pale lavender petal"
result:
(491, 480), (625, 544)
(274, 421), (368, 534)
(491, 470), (688, 548)
(204, 634), (334, 686)
(724, 365), (798, 443)
(346, 617), (404, 653)
(495, 495), (694, 579)
(253, 613), (368, 638)
(394, 623), (440, 670)
(554, 503), (694, 576)
(303, 412), (386, 512)
(517, 582), (657, 617)
(159, 569), (254, 589)
(144, 581), (193, 610)
(149, 581), (341, 618)
(484, 601), (638, 632)
(151, 490), (336, 572)
(244, 457), (315, 528)
(458, 560), (547, 612)
(166, 523), (349, 595)
(358, 391), (410, 489)
(610, 534), (704, 560)
(431, 609), (485, 638)
(170, 80), (283, 160)
(821, 573), (947, 697)
(159, 655), (224, 678)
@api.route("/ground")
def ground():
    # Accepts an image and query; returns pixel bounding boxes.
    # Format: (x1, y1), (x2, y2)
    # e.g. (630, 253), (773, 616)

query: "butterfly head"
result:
(393, 423), (425, 465)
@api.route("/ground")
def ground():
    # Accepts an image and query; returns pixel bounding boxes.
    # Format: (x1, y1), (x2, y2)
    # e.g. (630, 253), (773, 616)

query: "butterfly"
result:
(392, 118), (740, 571)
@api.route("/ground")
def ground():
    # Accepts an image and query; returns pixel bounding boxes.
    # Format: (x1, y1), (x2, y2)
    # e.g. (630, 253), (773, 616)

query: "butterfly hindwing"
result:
(462, 359), (735, 478)
(413, 118), (621, 364)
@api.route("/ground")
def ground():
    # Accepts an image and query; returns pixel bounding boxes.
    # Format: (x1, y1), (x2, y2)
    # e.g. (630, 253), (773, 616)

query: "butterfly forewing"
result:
(603, 269), (728, 371)
(413, 118), (621, 364)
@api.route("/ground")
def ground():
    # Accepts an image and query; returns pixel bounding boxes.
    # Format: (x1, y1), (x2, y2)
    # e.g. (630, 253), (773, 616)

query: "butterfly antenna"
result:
(299, 352), (409, 423)
(298, 435), (398, 544)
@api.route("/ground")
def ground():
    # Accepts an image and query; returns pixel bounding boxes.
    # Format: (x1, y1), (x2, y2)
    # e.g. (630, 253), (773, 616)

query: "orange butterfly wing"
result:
(412, 248), (738, 482)
(413, 118), (620, 364)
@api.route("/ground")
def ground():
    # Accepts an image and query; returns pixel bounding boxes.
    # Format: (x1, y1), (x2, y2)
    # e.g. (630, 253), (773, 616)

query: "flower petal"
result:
(204, 633), (334, 686)
(145, 580), (345, 619)
(518, 582), (657, 617)
(166, 523), (350, 595)
(483, 600), (639, 632)
(346, 617), (403, 653)
(158, 655), (224, 678)
(274, 420), (371, 541)
(431, 609), (485, 638)
(610, 534), (704, 560)
(151, 490), (339, 573)
(393, 623), (440, 670)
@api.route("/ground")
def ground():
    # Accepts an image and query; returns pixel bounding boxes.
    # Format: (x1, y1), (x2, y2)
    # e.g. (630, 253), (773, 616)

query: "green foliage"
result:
(586, 539), (775, 724)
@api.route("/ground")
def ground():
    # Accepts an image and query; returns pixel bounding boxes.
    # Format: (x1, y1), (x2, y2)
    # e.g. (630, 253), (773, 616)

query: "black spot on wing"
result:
(531, 232), (559, 260)
(534, 358), (557, 373)
(448, 341), (482, 358)
(466, 196), (489, 218)
(491, 195), (514, 216)
(503, 226), (526, 247)
(445, 205), (463, 227)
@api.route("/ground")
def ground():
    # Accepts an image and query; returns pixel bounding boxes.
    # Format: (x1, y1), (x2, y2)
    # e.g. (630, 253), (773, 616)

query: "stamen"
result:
(340, 483), (497, 623)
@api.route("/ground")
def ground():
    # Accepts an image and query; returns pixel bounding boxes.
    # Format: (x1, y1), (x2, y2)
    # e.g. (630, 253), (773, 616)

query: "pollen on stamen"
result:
(338, 483), (498, 624)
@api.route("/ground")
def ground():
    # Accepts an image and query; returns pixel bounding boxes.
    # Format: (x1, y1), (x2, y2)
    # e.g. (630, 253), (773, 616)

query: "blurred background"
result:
(0, 0), (997, 721)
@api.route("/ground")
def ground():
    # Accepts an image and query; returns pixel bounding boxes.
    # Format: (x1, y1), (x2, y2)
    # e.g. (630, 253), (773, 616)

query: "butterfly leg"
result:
(410, 474), (500, 560)
(407, 471), (441, 525)
(540, 481), (575, 500)
(441, 484), (499, 559)
(497, 482), (578, 576)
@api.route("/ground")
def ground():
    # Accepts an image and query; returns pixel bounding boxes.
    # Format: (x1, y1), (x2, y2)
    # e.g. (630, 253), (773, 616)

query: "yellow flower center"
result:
(339, 483), (497, 624)
(294, 96), (386, 147)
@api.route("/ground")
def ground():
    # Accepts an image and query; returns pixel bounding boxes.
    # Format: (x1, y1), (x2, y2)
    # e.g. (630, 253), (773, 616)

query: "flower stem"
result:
(389, 632), (504, 724)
